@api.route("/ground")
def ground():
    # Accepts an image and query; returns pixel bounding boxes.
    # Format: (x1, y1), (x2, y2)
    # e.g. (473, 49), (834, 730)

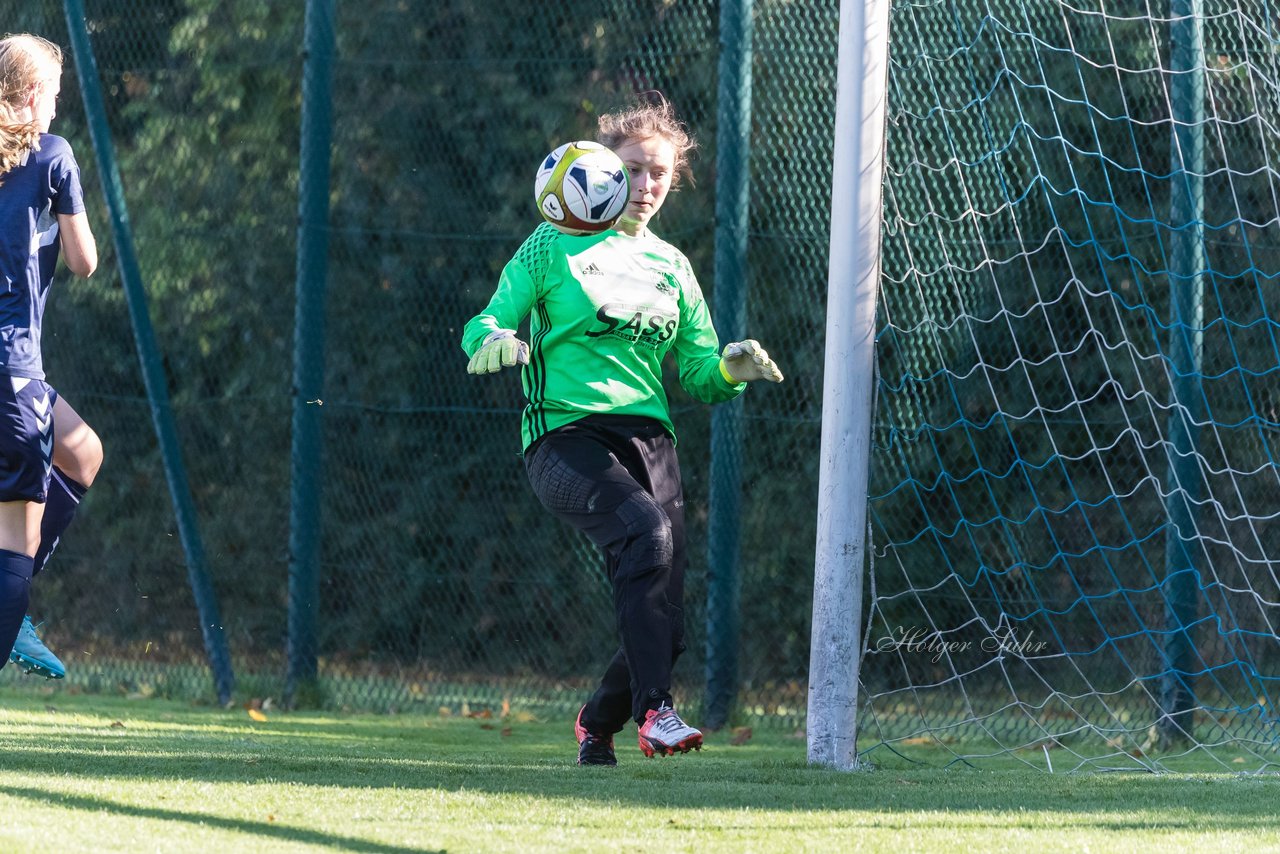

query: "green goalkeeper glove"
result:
(467, 329), (530, 375)
(720, 339), (784, 384)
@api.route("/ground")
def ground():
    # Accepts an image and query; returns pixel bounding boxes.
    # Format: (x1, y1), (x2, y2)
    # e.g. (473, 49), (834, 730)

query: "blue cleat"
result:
(9, 616), (65, 679)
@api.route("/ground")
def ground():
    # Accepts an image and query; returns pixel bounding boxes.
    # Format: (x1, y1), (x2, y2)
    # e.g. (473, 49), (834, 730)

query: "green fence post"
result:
(1160, 0), (1206, 746)
(63, 0), (234, 705)
(705, 0), (754, 730)
(286, 0), (336, 707)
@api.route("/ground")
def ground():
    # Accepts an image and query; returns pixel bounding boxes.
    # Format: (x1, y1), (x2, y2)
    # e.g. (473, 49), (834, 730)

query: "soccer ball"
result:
(534, 141), (629, 235)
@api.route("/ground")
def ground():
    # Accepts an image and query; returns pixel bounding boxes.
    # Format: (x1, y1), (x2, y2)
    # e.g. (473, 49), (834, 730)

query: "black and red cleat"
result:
(637, 704), (702, 757)
(575, 705), (617, 766)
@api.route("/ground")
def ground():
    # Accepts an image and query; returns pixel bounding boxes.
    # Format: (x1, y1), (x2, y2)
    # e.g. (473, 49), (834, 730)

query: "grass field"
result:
(1, 687), (1278, 852)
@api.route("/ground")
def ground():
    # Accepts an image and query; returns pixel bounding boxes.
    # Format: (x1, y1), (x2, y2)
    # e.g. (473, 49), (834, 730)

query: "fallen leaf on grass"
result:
(730, 727), (753, 746)
(247, 709), (268, 722)
(109, 721), (125, 729)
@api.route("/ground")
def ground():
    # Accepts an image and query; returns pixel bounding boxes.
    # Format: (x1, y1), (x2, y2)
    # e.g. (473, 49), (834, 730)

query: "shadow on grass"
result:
(0, 784), (442, 853)
(1, 699), (1279, 828)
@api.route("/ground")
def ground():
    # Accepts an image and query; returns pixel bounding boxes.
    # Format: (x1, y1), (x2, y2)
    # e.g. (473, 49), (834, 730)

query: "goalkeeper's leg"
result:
(581, 645), (632, 734)
(582, 482), (690, 751)
(525, 421), (690, 733)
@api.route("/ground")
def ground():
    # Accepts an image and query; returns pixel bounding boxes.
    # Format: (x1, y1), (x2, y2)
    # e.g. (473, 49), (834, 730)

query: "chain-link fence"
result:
(4, 0), (837, 726)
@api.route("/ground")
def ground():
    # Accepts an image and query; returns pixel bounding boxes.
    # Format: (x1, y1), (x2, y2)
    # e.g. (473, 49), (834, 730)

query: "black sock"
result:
(0, 549), (33, 669)
(33, 467), (88, 577)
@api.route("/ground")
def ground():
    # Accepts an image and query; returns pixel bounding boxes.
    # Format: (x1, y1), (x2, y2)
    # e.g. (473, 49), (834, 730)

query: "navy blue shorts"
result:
(0, 377), (56, 503)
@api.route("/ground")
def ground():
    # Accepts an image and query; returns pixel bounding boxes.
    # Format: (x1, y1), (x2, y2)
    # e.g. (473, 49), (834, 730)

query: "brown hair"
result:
(0, 34), (63, 177)
(597, 93), (697, 189)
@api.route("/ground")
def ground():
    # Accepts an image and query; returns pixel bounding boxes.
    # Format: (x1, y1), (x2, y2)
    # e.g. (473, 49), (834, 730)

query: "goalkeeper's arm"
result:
(462, 256), (536, 375)
(671, 274), (783, 399)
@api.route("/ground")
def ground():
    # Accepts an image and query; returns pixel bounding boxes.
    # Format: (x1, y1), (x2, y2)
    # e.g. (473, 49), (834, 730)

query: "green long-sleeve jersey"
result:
(462, 223), (745, 450)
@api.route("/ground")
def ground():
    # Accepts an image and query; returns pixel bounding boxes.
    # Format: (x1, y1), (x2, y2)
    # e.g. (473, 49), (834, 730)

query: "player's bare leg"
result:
(50, 396), (103, 488)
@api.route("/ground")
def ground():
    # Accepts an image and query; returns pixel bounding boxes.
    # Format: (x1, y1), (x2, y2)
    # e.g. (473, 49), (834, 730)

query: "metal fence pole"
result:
(1160, 0), (1206, 745)
(64, 0), (234, 705)
(286, 0), (336, 707)
(705, 0), (754, 730)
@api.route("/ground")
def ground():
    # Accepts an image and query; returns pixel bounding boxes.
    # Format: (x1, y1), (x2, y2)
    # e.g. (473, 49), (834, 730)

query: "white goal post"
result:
(807, 0), (892, 770)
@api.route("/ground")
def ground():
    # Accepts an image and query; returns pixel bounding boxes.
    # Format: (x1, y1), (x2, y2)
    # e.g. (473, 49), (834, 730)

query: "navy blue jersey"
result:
(0, 134), (85, 379)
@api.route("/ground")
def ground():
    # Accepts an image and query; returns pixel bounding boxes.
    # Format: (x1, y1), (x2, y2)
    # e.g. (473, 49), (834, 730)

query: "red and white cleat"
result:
(637, 705), (702, 757)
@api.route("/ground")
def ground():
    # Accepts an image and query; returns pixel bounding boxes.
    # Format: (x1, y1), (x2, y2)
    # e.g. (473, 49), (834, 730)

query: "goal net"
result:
(861, 0), (1280, 771)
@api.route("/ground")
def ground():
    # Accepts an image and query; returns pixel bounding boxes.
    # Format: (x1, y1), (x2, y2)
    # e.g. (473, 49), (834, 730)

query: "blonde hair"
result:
(597, 94), (697, 189)
(0, 34), (63, 177)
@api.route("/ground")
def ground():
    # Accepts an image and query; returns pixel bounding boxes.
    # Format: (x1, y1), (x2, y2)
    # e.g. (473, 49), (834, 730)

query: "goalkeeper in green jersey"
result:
(463, 95), (783, 765)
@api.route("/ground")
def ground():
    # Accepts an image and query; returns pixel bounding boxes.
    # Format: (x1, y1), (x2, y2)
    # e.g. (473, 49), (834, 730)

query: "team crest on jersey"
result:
(653, 273), (677, 295)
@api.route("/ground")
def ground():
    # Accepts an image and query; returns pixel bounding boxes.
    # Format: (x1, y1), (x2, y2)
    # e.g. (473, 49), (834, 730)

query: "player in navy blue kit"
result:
(0, 33), (101, 677)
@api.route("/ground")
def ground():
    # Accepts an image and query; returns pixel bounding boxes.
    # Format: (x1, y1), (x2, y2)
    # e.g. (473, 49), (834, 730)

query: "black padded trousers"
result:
(525, 415), (687, 729)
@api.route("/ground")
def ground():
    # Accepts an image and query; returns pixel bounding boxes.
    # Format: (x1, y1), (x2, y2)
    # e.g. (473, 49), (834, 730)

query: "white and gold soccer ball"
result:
(534, 141), (629, 235)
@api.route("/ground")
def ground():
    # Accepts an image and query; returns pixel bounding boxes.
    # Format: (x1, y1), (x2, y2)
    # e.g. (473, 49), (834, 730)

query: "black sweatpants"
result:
(524, 414), (687, 730)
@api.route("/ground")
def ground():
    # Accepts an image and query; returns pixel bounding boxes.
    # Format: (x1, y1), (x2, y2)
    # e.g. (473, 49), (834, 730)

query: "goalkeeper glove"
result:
(720, 339), (784, 384)
(467, 329), (530, 375)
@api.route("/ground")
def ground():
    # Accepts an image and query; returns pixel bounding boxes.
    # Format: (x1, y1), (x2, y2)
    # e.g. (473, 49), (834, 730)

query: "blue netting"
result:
(863, 0), (1280, 771)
